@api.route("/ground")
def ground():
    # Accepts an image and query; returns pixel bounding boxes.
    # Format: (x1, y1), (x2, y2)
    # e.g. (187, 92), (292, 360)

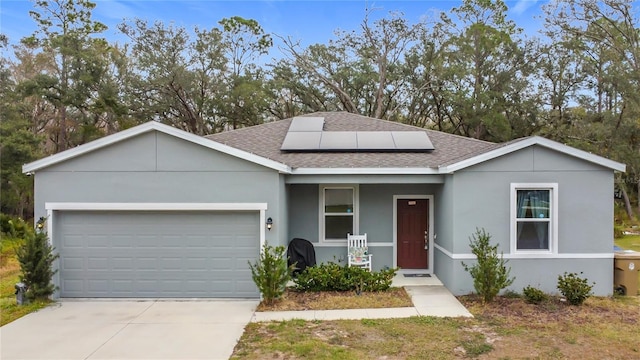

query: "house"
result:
(23, 112), (625, 298)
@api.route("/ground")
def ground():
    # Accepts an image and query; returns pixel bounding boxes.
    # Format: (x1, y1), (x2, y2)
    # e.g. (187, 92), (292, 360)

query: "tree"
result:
(431, 0), (537, 141)
(16, 219), (59, 300)
(218, 16), (273, 129)
(0, 36), (42, 218)
(277, 11), (423, 119)
(543, 0), (640, 217)
(23, 0), (109, 152)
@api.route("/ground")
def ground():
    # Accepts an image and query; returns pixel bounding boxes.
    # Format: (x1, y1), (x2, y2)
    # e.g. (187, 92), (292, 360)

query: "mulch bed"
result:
(256, 287), (413, 312)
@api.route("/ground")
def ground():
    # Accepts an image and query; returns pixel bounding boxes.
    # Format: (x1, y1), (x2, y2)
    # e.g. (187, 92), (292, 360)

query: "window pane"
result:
(517, 221), (549, 250)
(516, 190), (550, 219)
(325, 189), (354, 213)
(325, 215), (353, 239)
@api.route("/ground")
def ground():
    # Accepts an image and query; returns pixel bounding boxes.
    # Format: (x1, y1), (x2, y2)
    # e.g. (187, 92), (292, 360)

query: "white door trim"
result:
(393, 195), (434, 273)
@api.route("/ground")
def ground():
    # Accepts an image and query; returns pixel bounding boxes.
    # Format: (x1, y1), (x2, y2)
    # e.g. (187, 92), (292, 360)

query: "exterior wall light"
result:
(36, 216), (46, 232)
(266, 217), (273, 231)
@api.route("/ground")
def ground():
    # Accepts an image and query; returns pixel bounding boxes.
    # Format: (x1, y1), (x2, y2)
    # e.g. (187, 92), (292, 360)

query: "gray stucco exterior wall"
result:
(436, 145), (615, 295)
(34, 131), (285, 247)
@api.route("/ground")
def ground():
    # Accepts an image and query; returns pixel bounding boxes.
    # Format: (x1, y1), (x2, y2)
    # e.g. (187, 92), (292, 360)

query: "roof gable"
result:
(442, 136), (625, 173)
(23, 121), (291, 174)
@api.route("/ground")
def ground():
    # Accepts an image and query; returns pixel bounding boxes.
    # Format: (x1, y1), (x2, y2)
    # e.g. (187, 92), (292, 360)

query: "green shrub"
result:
(0, 213), (33, 238)
(557, 272), (593, 305)
(462, 228), (514, 303)
(16, 228), (59, 301)
(523, 285), (548, 304)
(614, 225), (625, 239)
(293, 262), (397, 292)
(248, 242), (293, 305)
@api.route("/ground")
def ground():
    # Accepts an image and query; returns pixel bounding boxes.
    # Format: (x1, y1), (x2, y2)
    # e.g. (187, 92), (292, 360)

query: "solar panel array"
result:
(280, 116), (435, 152)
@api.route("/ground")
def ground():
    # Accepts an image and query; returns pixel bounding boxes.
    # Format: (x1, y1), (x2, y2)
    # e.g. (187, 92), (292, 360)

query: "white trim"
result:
(45, 202), (268, 211)
(312, 242), (393, 248)
(442, 136), (626, 173)
(318, 185), (359, 243)
(510, 183), (559, 255)
(393, 195), (434, 272)
(259, 210), (266, 251)
(23, 121), (292, 174)
(292, 167), (441, 175)
(433, 243), (461, 259)
(434, 245), (613, 260)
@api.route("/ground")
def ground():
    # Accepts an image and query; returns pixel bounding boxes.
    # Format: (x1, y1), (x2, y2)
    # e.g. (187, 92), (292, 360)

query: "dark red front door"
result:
(397, 199), (429, 269)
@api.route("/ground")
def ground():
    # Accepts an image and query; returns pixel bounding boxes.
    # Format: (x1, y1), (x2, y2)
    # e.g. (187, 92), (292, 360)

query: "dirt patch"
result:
(256, 287), (413, 311)
(460, 295), (640, 359)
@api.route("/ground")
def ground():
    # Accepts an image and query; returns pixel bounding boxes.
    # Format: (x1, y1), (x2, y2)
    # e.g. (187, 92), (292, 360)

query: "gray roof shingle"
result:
(206, 112), (502, 169)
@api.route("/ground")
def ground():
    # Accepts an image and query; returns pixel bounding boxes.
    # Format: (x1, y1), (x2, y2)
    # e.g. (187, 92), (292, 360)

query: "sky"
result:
(1, 0), (548, 55)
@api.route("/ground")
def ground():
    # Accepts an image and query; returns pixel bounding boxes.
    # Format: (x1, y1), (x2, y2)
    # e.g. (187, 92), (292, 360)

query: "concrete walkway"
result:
(252, 274), (473, 322)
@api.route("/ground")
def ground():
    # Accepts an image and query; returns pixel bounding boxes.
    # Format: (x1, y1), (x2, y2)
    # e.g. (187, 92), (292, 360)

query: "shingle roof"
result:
(206, 112), (501, 169)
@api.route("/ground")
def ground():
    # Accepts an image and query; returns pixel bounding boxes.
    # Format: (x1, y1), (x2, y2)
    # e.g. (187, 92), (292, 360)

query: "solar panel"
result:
(288, 117), (325, 132)
(391, 131), (434, 150)
(280, 132), (322, 150)
(320, 131), (357, 150)
(356, 132), (395, 150)
(280, 117), (434, 151)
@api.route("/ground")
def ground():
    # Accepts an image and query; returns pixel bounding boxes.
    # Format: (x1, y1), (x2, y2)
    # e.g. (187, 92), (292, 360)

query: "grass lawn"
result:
(232, 295), (640, 359)
(0, 239), (50, 326)
(615, 234), (640, 251)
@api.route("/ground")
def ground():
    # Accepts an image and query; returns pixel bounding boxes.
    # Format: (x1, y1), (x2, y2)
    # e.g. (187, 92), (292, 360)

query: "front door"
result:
(397, 199), (429, 269)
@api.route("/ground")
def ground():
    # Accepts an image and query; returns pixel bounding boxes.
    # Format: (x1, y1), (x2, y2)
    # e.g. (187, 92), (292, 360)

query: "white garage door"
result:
(55, 211), (260, 298)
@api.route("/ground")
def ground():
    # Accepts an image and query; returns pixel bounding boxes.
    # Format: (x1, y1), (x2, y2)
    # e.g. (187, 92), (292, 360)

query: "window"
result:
(511, 183), (558, 253)
(320, 186), (358, 242)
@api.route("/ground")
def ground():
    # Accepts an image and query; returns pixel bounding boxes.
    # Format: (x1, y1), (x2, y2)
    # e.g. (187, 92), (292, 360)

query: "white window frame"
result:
(510, 183), (558, 255)
(319, 185), (359, 243)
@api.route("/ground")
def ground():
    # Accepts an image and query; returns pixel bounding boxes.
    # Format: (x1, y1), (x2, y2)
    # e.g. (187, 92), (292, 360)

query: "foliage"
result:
(1, 244), (50, 326)
(0, 214), (33, 239)
(462, 228), (514, 303)
(523, 285), (548, 304)
(557, 272), (594, 305)
(15, 227), (59, 301)
(248, 242), (292, 305)
(292, 262), (398, 293)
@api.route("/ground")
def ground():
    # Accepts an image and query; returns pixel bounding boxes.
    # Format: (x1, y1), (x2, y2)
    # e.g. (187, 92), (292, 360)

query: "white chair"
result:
(347, 233), (372, 271)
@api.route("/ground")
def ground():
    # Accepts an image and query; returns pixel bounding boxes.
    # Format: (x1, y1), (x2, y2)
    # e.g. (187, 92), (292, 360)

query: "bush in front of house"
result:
(557, 272), (593, 305)
(292, 262), (398, 292)
(462, 228), (514, 303)
(249, 242), (294, 305)
(16, 227), (59, 301)
(523, 285), (548, 304)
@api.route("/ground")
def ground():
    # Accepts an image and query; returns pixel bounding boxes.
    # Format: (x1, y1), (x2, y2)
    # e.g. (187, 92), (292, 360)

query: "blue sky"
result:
(1, 0), (547, 51)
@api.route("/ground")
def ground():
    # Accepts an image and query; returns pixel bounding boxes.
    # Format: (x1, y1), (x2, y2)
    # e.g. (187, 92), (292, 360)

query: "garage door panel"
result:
(55, 211), (260, 298)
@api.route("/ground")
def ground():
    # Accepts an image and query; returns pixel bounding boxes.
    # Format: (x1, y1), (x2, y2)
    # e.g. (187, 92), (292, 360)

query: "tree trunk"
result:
(621, 187), (633, 220)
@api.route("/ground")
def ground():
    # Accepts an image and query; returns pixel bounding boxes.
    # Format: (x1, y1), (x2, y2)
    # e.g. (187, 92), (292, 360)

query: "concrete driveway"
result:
(0, 299), (258, 360)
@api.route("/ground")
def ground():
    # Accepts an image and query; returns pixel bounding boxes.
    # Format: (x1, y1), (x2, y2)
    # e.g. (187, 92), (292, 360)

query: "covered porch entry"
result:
(286, 180), (443, 273)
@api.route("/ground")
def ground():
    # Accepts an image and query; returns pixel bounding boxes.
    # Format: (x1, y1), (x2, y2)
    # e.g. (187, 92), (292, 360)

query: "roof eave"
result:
(442, 136), (626, 173)
(22, 121), (292, 174)
(291, 167), (442, 175)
